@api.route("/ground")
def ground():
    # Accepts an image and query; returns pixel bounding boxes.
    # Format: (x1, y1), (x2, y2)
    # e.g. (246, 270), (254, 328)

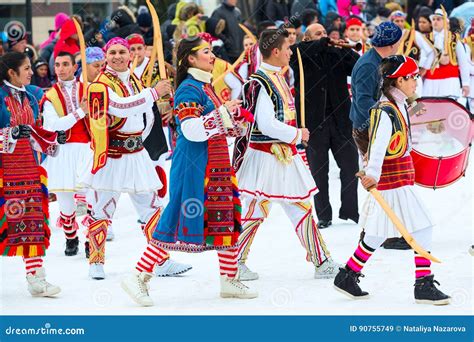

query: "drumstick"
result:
(411, 118), (446, 126)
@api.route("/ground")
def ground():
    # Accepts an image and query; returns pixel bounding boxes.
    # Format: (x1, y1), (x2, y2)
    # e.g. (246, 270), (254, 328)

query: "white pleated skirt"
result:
(422, 77), (461, 97)
(360, 185), (434, 238)
(78, 149), (162, 194)
(42, 142), (92, 192)
(237, 148), (318, 203)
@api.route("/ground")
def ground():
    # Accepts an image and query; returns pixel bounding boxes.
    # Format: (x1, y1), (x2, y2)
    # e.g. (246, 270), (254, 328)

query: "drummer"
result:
(334, 55), (451, 305)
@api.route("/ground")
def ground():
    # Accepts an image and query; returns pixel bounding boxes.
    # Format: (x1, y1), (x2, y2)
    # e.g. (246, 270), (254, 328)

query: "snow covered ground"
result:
(1, 156), (472, 316)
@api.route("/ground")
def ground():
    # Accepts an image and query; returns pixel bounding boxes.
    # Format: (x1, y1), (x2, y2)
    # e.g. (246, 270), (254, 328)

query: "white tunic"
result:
(41, 79), (91, 192)
(361, 87), (434, 237)
(237, 62), (318, 203)
(78, 67), (162, 193)
(422, 29), (470, 98)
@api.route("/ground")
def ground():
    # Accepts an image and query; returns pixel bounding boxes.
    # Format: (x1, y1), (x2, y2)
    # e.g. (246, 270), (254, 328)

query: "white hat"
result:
(429, 8), (445, 21)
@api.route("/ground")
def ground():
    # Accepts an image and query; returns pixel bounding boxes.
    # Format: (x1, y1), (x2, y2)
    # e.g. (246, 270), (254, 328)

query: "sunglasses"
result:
(404, 74), (420, 80)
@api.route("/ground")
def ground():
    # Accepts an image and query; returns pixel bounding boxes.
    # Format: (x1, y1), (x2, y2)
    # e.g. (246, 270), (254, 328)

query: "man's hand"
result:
(56, 131), (67, 144)
(419, 68), (427, 77)
(439, 54), (449, 65)
(462, 85), (470, 97)
(11, 125), (32, 140)
(300, 128), (309, 142)
(154, 80), (172, 98)
(224, 99), (242, 114)
(79, 98), (89, 115)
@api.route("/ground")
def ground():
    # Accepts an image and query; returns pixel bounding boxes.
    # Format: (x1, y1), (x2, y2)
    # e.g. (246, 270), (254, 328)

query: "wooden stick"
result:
(72, 18), (88, 98)
(357, 171), (441, 263)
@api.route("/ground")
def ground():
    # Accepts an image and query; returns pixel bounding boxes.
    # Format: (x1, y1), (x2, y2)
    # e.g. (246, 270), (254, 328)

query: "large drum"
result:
(410, 97), (474, 189)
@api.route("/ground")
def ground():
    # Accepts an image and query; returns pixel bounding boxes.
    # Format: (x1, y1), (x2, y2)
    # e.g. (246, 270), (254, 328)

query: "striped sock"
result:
(136, 244), (168, 273)
(58, 212), (78, 239)
(414, 252), (431, 278)
(218, 247), (238, 278)
(346, 240), (376, 273)
(23, 257), (43, 275)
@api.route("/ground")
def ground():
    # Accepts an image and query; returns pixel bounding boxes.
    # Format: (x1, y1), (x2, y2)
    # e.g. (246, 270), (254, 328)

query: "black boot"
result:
(382, 237), (411, 250)
(414, 275), (450, 305)
(84, 241), (90, 259)
(317, 220), (332, 229)
(334, 267), (369, 299)
(65, 237), (79, 256)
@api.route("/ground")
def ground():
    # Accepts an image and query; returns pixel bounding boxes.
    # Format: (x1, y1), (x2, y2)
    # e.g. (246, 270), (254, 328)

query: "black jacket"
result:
(211, 2), (243, 61)
(290, 38), (359, 138)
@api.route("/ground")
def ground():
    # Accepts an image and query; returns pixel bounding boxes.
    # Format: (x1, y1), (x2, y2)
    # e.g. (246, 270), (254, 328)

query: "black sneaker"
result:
(414, 274), (450, 305)
(382, 237), (411, 250)
(84, 241), (90, 259)
(317, 220), (332, 229)
(65, 237), (79, 256)
(333, 267), (369, 299)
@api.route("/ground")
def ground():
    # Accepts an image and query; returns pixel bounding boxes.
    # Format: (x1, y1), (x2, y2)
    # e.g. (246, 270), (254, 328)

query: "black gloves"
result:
(11, 125), (32, 139)
(56, 131), (67, 144)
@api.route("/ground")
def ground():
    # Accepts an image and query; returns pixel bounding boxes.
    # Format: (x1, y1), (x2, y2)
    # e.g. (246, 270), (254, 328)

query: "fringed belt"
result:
(108, 132), (143, 158)
(249, 142), (297, 165)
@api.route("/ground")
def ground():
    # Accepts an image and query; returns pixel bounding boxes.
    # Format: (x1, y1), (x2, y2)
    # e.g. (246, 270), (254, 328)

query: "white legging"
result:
(363, 227), (433, 251)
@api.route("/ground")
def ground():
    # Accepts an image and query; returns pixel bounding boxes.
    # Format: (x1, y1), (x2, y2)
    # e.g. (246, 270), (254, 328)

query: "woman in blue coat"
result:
(122, 36), (257, 306)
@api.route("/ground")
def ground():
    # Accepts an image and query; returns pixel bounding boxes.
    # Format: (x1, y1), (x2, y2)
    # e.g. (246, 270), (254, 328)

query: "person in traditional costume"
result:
(463, 21), (474, 111)
(41, 51), (90, 257)
(345, 17), (371, 57)
(422, 8), (470, 99)
(334, 56), (451, 305)
(0, 51), (66, 296)
(121, 36), (257, 306)
(79, 37), (190, 280)
(127, 33), (173, 200)
(390, 10), (435, 96)
(233, 29), (338, 282)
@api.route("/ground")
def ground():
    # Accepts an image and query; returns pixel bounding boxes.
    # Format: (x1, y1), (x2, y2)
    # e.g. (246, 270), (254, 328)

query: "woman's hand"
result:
(224, 99), (242, 114)
(154, 80), (172, 98)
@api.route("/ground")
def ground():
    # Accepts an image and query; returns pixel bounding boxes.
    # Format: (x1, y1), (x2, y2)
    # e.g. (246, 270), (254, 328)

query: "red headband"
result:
(126, 33), (145, 46)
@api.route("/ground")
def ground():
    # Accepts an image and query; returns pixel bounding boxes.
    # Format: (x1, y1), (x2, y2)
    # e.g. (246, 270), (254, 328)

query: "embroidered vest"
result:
(95, 71), (144, 131)
(368, 101), (414, 190)
(244, 69), (295, 143)
(43, 82), (89, 143)
(398, 29), (421, 61)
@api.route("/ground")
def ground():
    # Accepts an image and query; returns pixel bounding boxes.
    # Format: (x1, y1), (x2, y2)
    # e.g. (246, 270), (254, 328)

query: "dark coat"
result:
(290, 37), (359, 139)
(211, 2), (243, 61)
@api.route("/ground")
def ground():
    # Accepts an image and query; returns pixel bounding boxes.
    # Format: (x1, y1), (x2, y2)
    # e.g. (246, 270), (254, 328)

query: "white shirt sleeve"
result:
(416, 31), (435, 70)
(42, 100), (85, 132)
(224, 73), (243, 99)
(365, 110), (392, 183)
(0, 127), (17, 153)
(107, 87), (159, 118)
(238, 62), (249, 81)
(456, 41), (470, 87)
(254, 87), (300, 145)
(180, 110), (221, 142)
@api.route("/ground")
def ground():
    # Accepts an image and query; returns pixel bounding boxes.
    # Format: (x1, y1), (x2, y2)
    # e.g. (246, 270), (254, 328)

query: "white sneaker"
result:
(106, 224), (114, 241)
(26, 267), (61, 297)
(153, 259), (192, 277)
(220, 275), (258, 299)
(121, 270), (154, 306)
(89, 263), (106, 280)
(314, 258), (340, 279)
(237, 262), (259, 281)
